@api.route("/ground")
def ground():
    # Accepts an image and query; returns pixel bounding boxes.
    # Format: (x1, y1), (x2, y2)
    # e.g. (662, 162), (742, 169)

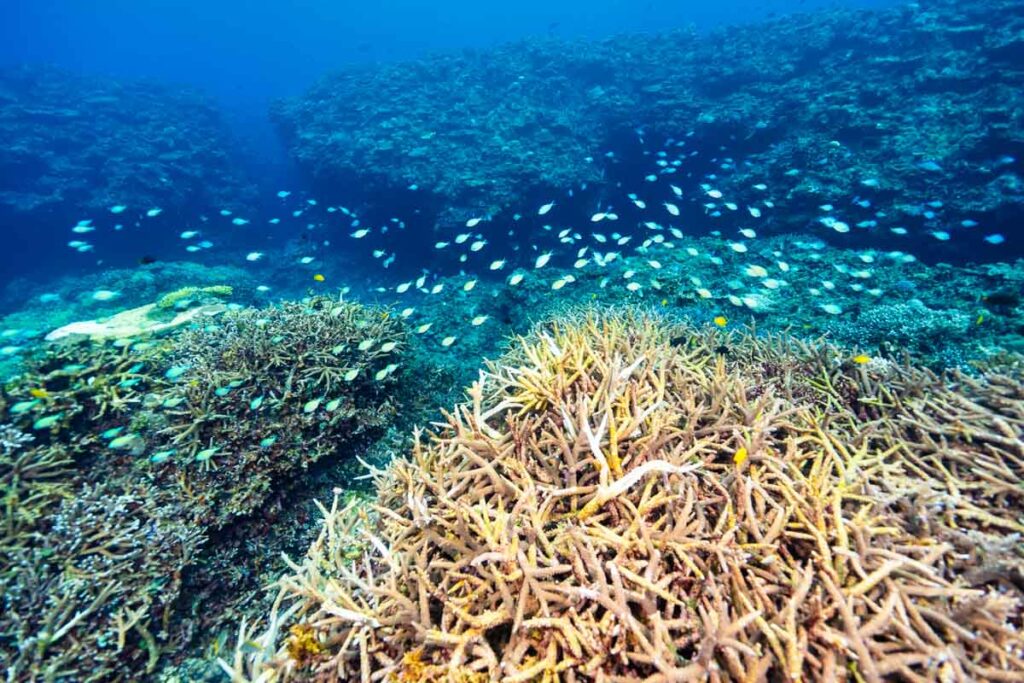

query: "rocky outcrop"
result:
(273, 0), (1023, 259)
(0, 64), (256, 219)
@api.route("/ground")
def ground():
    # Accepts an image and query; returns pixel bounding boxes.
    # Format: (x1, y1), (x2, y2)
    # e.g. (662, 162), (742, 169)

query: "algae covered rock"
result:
(40, 283), (235, 343)
(44, 300), (228, 342)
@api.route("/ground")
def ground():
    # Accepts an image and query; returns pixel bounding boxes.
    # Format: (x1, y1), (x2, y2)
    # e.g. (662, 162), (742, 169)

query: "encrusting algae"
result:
(222, 310), (1024, 682)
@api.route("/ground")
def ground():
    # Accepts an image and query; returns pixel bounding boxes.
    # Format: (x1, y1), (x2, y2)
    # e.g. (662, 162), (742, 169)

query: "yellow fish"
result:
(660, 298), (668, 306)
(733, 447), (748, 466)
(852, 354), (871, 365)
(976, 314), (984, 326)
(29, 388), (49, 399)
(313, 273), (325, 282)
(713, 315), (728, 328)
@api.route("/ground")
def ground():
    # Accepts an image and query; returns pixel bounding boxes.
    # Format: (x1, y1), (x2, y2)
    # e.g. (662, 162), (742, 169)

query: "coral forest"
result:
(222, 311), (1024, 682)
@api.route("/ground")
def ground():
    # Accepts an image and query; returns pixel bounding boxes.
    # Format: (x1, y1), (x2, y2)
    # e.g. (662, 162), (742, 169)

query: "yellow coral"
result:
(285, 624), (322, 666)
(225, 310), (1024, 682)
(156, 285), (233, 309)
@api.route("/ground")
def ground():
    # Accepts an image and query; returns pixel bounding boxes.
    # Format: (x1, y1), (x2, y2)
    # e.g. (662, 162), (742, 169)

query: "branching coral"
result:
(156, 285), (234, 310)
(0, 418), (204, 681)
(146, 295), (408, 526)
(1, 482), (204, 681)
(0, 295), (412, 680)
(224, 310), (1024, 682)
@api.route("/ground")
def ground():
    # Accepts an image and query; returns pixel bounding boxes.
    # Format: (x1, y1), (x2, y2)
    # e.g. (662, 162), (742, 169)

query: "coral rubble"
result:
(225, 311), (1024, 681)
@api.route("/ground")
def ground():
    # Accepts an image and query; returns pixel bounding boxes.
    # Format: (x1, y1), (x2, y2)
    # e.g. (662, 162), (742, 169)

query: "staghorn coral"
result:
(224, 310), (1024, 682)
(1, 336), (175, 443)
(144, 295), (407, 527)
(2, 482), (204, 682)
(0, 295), (412, 680)
(156, 285), (234, 310)
(0, 417), (204, 681)
(0, 338), (199, 681)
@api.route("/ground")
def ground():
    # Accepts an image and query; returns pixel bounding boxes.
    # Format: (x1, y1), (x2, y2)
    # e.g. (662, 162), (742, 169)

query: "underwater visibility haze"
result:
(1, 0), (1023, 681)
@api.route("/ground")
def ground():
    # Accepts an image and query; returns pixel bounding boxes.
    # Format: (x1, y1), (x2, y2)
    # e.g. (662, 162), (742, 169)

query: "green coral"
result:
(0, 295), (409, 681)
(142, 296), (407, 524)
(156, 285), (234, 310)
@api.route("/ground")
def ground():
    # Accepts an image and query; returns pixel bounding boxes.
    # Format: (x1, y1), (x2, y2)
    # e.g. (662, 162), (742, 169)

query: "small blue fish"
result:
(10, 400), (40, 415)
(165, 365), (190, 380)
(32, 413), (63, 430)
(150, 449), (175, 464)
(196, 447), (220, 462)
(109, 433), (141, 450)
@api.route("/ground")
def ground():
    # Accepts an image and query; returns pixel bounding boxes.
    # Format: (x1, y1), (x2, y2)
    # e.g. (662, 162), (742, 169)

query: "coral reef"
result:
(224, 311), (1024, 681)
(0, 296), (409, 681)
(156, 285), (234, 310)
(0, 64), (255, 219)
(274, 0), (1023, 259)
(143, 296), (407, 527)
(365, 232), (1024, 379)
(0, 261), (260, 380)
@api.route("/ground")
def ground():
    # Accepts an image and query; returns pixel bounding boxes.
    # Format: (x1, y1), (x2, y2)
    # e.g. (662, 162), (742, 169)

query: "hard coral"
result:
(0, 430), (203, 681)
(0, 295), (411, 681)
(156, 285), (234, 310)
(225, 310), (1024, 682)
(275, 0), (1024, 261)
(146, 295), (407, 527)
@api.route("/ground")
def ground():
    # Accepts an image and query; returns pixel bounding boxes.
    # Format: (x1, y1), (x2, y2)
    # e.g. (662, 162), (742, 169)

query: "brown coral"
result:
(224, 311), (1024, 682)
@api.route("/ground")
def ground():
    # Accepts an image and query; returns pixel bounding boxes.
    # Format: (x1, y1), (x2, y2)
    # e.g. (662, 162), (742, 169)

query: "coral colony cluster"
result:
(0, 65), (253, 221)
(275, 0), (1023, 254)
(0, 294), (405, 681)
(223, 311), (1024, 681)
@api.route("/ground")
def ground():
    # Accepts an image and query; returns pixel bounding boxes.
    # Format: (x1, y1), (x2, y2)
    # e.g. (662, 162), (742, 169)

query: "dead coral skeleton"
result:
(224, 311), (1024, 682)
